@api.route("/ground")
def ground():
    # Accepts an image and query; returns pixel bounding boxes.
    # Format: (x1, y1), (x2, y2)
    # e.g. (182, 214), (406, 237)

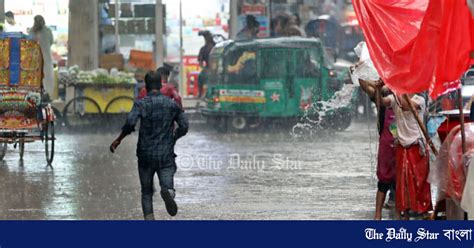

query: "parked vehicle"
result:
(0, 33), (56, 164)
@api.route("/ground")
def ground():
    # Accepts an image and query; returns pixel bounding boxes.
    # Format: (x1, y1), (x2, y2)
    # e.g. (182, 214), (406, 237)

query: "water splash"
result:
(291, 84), (357, 138)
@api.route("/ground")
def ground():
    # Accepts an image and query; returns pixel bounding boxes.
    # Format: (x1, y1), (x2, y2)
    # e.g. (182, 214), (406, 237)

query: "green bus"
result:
(201, 37), (354, 132)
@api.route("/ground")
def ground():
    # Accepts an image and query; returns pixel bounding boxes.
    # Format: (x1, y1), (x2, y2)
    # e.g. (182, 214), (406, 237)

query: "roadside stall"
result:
(59, 62), (136, 128)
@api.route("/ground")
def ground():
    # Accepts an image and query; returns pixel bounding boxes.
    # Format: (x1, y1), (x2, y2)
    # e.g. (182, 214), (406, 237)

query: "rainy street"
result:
(0, 116), (391, 220)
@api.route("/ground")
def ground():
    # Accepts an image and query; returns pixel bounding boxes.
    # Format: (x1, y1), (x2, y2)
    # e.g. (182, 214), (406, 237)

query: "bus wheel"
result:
(229, 116), (248, 132)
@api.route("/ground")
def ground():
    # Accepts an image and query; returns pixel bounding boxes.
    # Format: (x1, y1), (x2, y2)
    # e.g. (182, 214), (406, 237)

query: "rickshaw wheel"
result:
(63, 97), (102, 128)
(104, 96), (134, 113)
(45, 121), (55, 165)
(0, 142), (7, 161)
(19, 140), (25, 160)
(229, 116), (248, 132)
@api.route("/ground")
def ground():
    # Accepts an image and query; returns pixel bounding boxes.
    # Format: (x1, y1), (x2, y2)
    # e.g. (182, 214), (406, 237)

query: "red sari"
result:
(395, 144), (432, 213)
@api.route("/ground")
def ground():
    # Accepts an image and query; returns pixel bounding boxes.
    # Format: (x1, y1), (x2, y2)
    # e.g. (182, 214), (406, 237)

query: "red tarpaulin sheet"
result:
(353, 0), (474, 99)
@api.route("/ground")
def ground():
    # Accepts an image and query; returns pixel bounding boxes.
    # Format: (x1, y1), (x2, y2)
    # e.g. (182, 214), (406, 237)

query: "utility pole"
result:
(68, 0), (99, 104)
(155, 0), (165, 67)
(0, 0), (5, 23)
(68, 0), (99, 70)
(229, 0), (238, 40)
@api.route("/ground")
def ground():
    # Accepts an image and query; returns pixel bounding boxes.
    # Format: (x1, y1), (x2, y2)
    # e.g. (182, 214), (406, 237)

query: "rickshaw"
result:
(201, 37), (355, 132)
(0, 33), (55, 164)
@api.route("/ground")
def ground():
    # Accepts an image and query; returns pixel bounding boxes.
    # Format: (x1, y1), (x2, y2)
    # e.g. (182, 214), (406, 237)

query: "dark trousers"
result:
(198, 70), (207, 97)
(138, 158), (177, 217)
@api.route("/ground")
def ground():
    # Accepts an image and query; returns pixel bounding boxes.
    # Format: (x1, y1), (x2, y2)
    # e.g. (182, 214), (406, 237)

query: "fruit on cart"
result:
(60, 65), (137, 84)
(94, 74), (110, 84)
(77, 71), (95, 83)
(115, 72), (135, 84)
(68, 65), (80, 76)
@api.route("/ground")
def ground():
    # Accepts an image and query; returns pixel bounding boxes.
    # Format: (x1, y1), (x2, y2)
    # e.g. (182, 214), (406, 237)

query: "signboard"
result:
(237, 1), (270, 38)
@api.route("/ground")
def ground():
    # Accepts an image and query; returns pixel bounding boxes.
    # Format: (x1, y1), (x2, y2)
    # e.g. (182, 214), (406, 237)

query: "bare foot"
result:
(374, 214), (382, 221)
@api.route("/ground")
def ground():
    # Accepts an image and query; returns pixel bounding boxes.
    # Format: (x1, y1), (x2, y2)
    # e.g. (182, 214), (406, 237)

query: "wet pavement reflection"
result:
(0, 120), (393, 220)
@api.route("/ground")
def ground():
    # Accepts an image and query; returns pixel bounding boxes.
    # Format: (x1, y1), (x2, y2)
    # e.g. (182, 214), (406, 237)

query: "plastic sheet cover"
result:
(351, 42), (379, 83)
(352, 0), (473, 99)
(429, 124), (474, 205)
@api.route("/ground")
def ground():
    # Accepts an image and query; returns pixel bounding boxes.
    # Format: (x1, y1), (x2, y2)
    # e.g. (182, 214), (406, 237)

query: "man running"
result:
(110, 71), (188, 220)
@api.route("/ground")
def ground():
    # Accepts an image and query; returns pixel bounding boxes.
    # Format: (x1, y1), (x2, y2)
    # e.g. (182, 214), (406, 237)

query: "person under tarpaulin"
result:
(380, 92), (432, 220)
(351, 41), (396, 219)
(357, 78), (396, 220)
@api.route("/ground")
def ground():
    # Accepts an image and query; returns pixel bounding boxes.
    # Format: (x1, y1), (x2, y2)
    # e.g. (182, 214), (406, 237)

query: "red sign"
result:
(242, 4), (266, 15)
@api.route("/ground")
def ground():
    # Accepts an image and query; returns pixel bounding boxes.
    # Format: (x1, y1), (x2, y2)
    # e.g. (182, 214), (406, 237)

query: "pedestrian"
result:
(4, 11), (24, 33)
(236, 15), (260, 40)
(380, 91), (432, 220)
(110, 71), (189, 220)
(29, 15), (54, 99)
(272, 14), (305, 37)
(138, 64), (183, 109)
(197, 30), (215, 97)
(288, 13), (306, 37)
(357, 77), (396, 220)
(158, 65), (183, 109)
(272, 15), (289, 37)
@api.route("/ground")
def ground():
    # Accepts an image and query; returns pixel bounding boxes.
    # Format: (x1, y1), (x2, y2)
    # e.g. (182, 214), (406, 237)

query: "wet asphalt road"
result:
(0, 117), (394, 220)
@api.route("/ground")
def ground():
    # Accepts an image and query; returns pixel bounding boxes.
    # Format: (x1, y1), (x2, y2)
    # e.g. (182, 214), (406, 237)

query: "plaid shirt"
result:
(122, 92), (188, 160)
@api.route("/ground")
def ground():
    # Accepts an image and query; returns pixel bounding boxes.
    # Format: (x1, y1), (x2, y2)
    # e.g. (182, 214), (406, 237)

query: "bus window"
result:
(295, 49), (321, 78)
(260, 50), (287, 79)
(225, 49), (257, 84)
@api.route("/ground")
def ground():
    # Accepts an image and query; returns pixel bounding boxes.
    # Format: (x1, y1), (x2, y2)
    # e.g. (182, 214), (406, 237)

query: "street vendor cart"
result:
(0, 33), (55, 164)
(60, 66), (136, 128)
